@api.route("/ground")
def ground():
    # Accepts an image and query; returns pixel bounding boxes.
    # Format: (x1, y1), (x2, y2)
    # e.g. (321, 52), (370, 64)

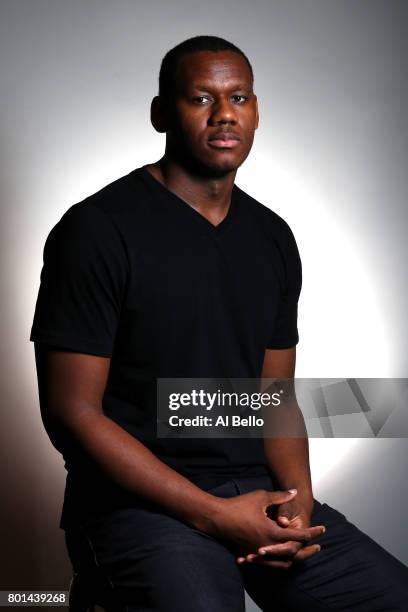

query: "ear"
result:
(150, 96), (167, 133)
(254, 95), (259, 130)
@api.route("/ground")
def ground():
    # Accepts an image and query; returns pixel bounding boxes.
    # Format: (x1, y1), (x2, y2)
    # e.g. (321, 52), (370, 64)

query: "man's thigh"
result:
(65, 474), (408, 612)
(241, 498), (408, 612)
(65, 484), (246, 612)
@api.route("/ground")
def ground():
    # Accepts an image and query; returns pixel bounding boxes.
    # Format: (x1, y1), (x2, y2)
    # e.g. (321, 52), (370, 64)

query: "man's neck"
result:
(144, 157), (237, 227)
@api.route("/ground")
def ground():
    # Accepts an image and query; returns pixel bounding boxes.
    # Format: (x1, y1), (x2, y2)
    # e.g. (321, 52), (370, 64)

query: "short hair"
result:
(158, 35), (254, 99)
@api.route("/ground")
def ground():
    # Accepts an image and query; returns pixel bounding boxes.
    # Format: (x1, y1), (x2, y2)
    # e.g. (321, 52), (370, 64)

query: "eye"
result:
(231, 95), (247, 104)
(192, 96), (212, 104)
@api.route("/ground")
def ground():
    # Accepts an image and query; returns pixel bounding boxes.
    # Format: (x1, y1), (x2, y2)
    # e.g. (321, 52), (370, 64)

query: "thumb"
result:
(267, 488), (297, 507)
(277, 507), (293, 525)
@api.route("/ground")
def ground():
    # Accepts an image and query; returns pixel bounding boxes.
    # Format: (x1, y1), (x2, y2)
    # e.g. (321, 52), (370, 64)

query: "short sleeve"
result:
(266, 222), (302, 349)
(29, 203), (129, 357)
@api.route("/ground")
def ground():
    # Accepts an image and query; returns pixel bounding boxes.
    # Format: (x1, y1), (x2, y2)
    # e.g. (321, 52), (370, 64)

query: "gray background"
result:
(1, 1), (407, 609)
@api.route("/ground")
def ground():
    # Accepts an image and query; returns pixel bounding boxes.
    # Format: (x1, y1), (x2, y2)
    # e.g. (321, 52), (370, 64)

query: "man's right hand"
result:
(205, 489), (325, 564)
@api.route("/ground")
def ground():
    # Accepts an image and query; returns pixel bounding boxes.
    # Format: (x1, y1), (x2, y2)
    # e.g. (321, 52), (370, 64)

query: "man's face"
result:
(164, 50), (259, 175)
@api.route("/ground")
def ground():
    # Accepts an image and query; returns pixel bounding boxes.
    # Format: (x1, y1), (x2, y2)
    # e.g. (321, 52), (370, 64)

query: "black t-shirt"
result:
(30, 166), (302, 528)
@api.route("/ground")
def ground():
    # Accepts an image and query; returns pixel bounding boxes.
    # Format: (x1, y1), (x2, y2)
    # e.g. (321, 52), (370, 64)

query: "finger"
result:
(257, 541), (302, 557)
(273, 524), (325, 543)
(266, 489), (297, 507)
(293, 544), (321, 563)
(277, 515), (290, 525)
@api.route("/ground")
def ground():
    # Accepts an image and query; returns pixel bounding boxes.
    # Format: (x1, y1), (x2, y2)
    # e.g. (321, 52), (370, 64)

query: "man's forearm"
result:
(263, 405), (313, 509)
(54, 405), (222, 533)
(264, 438), (313, 498)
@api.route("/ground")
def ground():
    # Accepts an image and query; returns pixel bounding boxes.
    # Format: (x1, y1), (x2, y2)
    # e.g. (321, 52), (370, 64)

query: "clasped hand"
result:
(209, 488), (325, 572)
(236, 489), (324, 570)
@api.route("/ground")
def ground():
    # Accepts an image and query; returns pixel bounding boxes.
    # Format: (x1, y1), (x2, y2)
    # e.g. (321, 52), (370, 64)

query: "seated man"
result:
(30, 35), (408, 611)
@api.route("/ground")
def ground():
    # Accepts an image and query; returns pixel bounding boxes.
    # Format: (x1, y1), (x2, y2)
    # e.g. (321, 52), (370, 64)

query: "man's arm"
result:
(34, 344), (324, 560)
(261, 347), (313, 511)
(236, 346), (321, 567)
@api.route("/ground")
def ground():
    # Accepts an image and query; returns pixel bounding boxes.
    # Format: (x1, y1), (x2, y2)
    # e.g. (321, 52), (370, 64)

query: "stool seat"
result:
(69, 572), (106, 612)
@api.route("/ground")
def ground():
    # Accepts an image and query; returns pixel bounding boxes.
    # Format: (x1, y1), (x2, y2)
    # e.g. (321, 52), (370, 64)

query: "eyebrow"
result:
(191, 83), (251, 92)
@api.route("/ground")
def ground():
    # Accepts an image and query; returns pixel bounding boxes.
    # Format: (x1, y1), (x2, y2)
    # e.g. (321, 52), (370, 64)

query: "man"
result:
(30, 36), (408, 611)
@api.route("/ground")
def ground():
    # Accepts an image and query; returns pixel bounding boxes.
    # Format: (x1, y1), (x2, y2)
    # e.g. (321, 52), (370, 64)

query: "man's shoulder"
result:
(75, 166), (147, 217)
(234, 183), (295, 239)
(46, 167), (149, 246)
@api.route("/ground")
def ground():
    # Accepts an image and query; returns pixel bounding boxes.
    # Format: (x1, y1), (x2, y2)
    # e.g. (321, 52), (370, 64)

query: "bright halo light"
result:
(239, 150), (390, 483)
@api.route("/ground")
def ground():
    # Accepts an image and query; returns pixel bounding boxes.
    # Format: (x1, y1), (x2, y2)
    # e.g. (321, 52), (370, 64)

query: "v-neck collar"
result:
(137, 165), (238, 233)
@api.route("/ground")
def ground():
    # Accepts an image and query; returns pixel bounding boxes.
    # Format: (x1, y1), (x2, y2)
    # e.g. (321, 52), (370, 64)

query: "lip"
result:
(208, 132), (241, 149)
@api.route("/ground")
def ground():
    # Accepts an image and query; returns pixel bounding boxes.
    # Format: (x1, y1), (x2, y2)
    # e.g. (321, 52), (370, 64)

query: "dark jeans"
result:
(65, 476), (408, 611)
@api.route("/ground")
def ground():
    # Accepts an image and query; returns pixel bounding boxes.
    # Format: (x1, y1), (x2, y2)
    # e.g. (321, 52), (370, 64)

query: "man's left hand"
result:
(236, 495), (323, 568)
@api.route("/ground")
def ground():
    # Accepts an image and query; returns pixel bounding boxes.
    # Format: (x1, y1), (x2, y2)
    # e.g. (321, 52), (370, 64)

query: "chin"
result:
(198, 152), (246, 177)
(206, 146), (252, 174)
(208, 159), (240, 174)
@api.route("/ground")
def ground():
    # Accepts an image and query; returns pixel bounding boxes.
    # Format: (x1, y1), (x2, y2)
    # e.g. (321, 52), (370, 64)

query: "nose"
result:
(209, 96), (237, 125)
